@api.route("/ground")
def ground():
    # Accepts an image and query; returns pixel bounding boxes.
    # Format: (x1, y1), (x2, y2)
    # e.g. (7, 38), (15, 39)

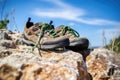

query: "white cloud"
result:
(74, 18), (120, 26)
(33, 9), (84, 20)
(33, 0), (120, 26)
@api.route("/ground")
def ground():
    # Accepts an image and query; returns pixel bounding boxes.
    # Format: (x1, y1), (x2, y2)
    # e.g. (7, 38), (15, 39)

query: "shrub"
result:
(105, 36), (120, 53)
(0, 0), (9, 29)
(0, 19), (9, 29)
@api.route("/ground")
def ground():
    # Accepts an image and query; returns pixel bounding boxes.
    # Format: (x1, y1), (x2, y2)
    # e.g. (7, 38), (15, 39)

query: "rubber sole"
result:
(40, 38), (69, 50)
(66, 38), (89, 51)
(22, 34), (70, 50)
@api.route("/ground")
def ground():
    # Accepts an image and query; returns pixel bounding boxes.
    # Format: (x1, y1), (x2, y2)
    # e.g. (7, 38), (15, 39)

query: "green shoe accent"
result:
(32, 23), (59, 50)
(61, 26), (80, 37)
(55, 25), (89, 51)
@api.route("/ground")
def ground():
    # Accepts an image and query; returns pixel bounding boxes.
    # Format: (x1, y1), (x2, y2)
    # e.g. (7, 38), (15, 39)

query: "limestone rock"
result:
(20, 62), (87, 80)
(86, 48), (118, 80)
(0, 29), (10, 40)
(0, 29), (18, 49)
(2, 29), (120, 80)
(0, 50), (12, 58)
(0, 40), (16, 48)
(0, 49), (91, 80)
(0, 64), (22, 80)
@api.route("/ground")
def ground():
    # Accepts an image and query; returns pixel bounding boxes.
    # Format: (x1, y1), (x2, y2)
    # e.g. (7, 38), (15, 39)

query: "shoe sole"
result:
(22, 34), (70, 50)
(66, 38), (89, 51)
(40, 38), (69, 50)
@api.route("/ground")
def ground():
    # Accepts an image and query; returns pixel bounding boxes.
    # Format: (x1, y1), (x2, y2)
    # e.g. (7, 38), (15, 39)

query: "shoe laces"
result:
(41, 23), (59, 38)
(35, 23), (59, 47)
(61, 26), (80, 37)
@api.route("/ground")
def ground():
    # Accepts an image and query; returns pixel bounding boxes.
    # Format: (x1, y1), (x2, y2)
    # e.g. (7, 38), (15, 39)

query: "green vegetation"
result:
(0, 19), (9, 29)
(0, 0), (9, 29)
(105, 36), (120, 53)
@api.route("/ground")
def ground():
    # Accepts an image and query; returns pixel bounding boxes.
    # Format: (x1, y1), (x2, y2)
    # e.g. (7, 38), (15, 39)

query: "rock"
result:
(0, 50), (91, 80)
(8, 30), (23, 41)
(0, 50), (12, 58)
(86, 48), (118, 80)
(1, 29), (120, 80)
(112, 66), (120, 80)
(20, 62), (87, 80)
(0, 29), (17, 49)
(0, 40), (16, 48)
(0, 29), (10, 40)
(0, 64), (22, 80)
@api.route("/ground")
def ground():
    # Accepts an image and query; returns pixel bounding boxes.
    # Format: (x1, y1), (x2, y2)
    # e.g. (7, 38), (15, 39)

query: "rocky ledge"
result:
(0, 29), (119, 80)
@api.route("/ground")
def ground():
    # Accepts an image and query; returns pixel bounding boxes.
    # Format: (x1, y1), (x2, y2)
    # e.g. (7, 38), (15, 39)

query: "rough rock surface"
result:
(0, 64), (22, 80)
(0, 29), (91, 80)
(0, 50), (91, 80)
(0, 29), (120, 80)
(86, 48), (120, 80)
(0, 29), (10, 40)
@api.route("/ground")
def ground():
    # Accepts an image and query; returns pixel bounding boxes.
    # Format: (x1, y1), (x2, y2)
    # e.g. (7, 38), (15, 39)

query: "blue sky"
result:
(0, 0), (120, 47)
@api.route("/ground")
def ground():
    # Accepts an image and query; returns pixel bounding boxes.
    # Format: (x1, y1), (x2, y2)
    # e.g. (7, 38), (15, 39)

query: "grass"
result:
(0, 0), (9, 29)
(0, 19), (9, 29)
(105, 36), (120, 54)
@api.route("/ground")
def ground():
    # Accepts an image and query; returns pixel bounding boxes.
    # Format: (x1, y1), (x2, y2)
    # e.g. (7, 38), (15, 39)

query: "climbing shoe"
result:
(55, 25), (89, 51)
(23, 20), (69, 50)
